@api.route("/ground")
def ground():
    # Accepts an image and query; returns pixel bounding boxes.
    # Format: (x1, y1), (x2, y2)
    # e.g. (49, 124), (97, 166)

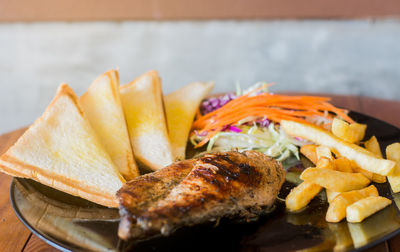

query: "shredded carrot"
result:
(192, 92), (354, 148)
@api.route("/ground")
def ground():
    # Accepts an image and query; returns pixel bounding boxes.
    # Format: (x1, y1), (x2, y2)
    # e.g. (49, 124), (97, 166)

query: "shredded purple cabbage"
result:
(228, 125), (242, 133)
(257, 118), (271, 128)
(194, 130), (208, 137)
(200, 93), (236, 115)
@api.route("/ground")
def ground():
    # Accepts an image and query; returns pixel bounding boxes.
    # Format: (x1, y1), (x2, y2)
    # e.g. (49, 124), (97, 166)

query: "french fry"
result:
(300, 145), (318, 164)
(316, 146), (333, 160)
(326, 190), (341, 203)
(359, 136), (386, 183)
(346, 196), (391, 223)
(300, 168), (370, 192)
(371, 173), (386, 183)
(285, 181), (322, 212)
(387, 143), (400, 161)
(281, 120), (396, 176)
(332, 157), (353, 173)
(325, 185), (378, 222)
(331, 118), (348, 140)
(386, 143), (400, 193)
(351, 164), (373, 181)
(331, 118), (366, 144)
(287, 146), (336, 211)
(348, 122), (367, 143)
(364, 136), (383, 158)
(316, 157), (335, 170)
(352, 165), (385, 183)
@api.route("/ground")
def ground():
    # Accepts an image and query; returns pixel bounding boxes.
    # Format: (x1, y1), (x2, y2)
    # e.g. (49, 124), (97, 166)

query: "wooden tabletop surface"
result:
(0, 94), (399, 252)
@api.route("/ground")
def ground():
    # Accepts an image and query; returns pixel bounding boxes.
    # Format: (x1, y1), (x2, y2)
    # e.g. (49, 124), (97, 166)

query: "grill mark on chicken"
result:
(118, 150), (285, 240)
(117, 160), (195, 239)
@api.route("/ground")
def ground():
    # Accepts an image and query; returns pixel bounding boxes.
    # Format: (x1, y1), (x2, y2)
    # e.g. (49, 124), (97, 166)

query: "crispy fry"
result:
(387, 143), (400, 161)
(386, 143), (400, 193)
(371, 173), (386, 183)
(286, 181), (323, 212)
(326, 190), (341, 203)
(300, 168), (370, 192)
(346, 196), (391, 223)
(348, 122), (367, 143)
(316, 146), (333, 160)
(351, 164), (373, 180)
(331, 118), (348, 140)
(325, 185), (378, 222)
(355, 136), (386, 183)
(352, 165), (385, 183)
(364, 136), (383, 158)
(281, 120), (396, 176)
(316, 157), (335, 170)
(300, 145), (318, 164)
(332, 157), (353, 173)
(331, 118), (366, 144)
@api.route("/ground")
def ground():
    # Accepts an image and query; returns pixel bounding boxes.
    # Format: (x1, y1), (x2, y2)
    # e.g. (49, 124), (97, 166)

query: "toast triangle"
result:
(80, 70), (139, 180)
(0, 84), (125, 207)
(120, 70), (173, 171)
(165, 82), (214, 160)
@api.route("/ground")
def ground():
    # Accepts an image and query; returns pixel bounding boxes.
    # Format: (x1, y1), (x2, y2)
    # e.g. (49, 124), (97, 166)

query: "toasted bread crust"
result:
(1, 153), (118, 207)
(52, 83), (85, 115)
(120, 70), (173, 171)
(119, 70), (159, 90)
(0, 83), (122, 208)
(80, 70), (139, 180)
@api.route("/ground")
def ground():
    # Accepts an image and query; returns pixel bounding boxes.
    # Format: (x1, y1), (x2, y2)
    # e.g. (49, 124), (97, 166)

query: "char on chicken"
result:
(117, 150), (285, 240)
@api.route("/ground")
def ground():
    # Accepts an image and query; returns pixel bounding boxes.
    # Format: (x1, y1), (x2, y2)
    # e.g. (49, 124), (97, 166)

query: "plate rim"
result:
(10, 178), (76, 252)
(9, 110), (400, 252)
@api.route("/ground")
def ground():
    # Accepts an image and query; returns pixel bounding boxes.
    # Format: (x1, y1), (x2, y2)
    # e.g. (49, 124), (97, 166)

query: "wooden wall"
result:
(0, 0), (400, 21)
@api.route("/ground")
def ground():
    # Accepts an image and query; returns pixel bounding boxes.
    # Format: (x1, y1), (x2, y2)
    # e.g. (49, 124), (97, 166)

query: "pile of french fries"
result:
(283, 118), (400, 223)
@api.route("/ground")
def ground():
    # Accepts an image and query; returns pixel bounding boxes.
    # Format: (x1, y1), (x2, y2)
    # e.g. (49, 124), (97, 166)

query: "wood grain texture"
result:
(367, 242), (389, 252)
(389, 234), (400, 252)
(0, 0), (399, 21)
(359, 97), (400, 128)
(24, 234), (59, 252)
(0, 128), (31, 252)
(0, 95), (398, 251)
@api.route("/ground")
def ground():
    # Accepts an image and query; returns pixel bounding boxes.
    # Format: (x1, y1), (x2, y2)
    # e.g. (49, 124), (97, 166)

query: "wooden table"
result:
(0, 94), (399, 252)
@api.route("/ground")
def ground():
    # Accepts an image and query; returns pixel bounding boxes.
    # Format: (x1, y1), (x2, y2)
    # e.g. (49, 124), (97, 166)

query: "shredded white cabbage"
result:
(191, 81), (315, 163)
(191, 123), (304, 162)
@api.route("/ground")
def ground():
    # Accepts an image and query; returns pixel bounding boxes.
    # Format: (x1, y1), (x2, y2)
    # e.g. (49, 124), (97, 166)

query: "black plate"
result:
(10, 111), (400, 252)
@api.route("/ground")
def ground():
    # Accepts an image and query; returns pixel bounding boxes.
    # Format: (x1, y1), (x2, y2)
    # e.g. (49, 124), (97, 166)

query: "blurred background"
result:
(0, 0), (399, 134)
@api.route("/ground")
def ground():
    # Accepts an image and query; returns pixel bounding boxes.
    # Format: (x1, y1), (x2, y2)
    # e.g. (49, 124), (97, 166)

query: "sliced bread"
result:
(0, 84), (125, 207)
(120, 70), (173, 171)
(80, 70), (139, 181)
(164, 82), (214, 160)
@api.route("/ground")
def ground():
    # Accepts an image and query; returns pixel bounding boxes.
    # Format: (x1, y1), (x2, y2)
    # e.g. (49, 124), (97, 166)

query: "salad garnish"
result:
(190, 83), (353, 162)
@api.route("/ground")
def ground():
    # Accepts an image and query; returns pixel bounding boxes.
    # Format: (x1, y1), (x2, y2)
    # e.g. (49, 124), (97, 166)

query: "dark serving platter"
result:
(10, 111), (400, 252)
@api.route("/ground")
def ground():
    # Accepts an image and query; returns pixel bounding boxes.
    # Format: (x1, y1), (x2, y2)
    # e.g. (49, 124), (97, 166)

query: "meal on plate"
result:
(0, 69), (399, 243)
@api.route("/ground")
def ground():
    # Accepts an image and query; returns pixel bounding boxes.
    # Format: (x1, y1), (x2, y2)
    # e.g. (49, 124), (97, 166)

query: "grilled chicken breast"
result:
(117, 151), (285, 240)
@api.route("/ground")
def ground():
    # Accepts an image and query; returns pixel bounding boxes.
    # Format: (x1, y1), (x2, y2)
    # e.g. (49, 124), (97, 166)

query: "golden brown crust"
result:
(0, 154), (118, 207)
(51, 83), (85, 116)
(119, 70), (159, 90)
(80, 70), (140, 180)
(106, 69), (119, 101)
(120, 70), (172, 171)
(0, 83), (121, 208)
(0, 161), (28, 178)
